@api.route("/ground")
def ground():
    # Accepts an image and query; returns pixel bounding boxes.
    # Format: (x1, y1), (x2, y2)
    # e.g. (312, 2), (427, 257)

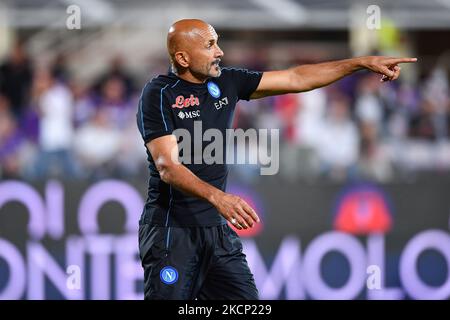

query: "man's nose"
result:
(215, 45), (224, 58)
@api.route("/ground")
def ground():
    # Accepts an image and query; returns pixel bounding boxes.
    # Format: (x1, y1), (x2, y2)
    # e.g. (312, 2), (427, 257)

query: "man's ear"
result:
(175, 52), (189, 68)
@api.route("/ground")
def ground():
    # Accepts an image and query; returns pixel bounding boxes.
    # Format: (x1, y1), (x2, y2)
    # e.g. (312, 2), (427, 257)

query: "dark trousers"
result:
(139, 223), (259, 300)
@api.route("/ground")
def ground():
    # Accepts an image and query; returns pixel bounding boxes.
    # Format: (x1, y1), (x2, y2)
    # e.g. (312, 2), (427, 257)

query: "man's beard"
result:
(190, 59), (221, 80)
(209, 59), (221, 77)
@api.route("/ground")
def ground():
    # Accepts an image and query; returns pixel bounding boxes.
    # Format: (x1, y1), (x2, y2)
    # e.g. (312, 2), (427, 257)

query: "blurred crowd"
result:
(236, 59), (450, 182)
(0, 42), (145, 181)
(0, 41), (449, 182)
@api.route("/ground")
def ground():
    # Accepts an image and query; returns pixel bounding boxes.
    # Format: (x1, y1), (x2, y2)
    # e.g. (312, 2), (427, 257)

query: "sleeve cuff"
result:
(143, 131), (173, 143)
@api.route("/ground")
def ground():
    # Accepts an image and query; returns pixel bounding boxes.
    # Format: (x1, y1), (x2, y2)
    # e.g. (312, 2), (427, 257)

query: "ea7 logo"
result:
(214, 97), (229, 110)
(178, 110), (200, 119)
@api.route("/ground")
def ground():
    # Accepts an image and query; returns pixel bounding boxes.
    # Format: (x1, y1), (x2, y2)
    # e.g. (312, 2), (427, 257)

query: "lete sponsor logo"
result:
(172, 95), (200, 109)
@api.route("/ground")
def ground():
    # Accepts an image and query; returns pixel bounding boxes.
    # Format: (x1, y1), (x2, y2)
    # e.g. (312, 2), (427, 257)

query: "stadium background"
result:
(0, 0), (450, 299)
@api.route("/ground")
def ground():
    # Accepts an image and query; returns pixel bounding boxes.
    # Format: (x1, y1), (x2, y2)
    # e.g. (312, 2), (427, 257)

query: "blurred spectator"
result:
(73, 108), (121, 178)
(355, 74), (384, 129)
(314, 94), (359, 180)
(93, 55), (136, 98)
(97, 75), (134, 129)
(71, 81), (97, 127)
(51, 53), (71, 84)
(294, 88), (327, 147)
(357, 122), (393, 182)
(0, 41), (33, 119)
(408, 98), (443, 141)
(0, 94), (22, 178)
(386, 83), (418, 139)
(0, 93), (37, 179)
(408, 66), (449, 141)
(32, 68), (79, 179)
(273, 94), (300, 142)
(115, 120), (148, 178)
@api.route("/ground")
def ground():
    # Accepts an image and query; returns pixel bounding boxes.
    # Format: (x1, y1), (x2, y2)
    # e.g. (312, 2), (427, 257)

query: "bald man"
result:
(137, 19), (416, 300)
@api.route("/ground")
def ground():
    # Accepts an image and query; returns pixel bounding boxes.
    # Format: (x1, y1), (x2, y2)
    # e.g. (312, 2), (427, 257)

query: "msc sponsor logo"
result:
(177, 110), (201, 119)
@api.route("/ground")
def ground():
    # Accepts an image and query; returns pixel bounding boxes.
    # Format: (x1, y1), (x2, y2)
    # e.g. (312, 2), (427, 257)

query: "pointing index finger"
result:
(387, 57), (417, 65)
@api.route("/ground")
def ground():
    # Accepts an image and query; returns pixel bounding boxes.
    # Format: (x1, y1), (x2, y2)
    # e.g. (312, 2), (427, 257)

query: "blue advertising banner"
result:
(0, 178), (449, 300)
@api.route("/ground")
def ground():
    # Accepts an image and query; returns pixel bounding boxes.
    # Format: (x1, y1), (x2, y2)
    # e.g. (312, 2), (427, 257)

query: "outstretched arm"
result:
(250, 56), (417, 99)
